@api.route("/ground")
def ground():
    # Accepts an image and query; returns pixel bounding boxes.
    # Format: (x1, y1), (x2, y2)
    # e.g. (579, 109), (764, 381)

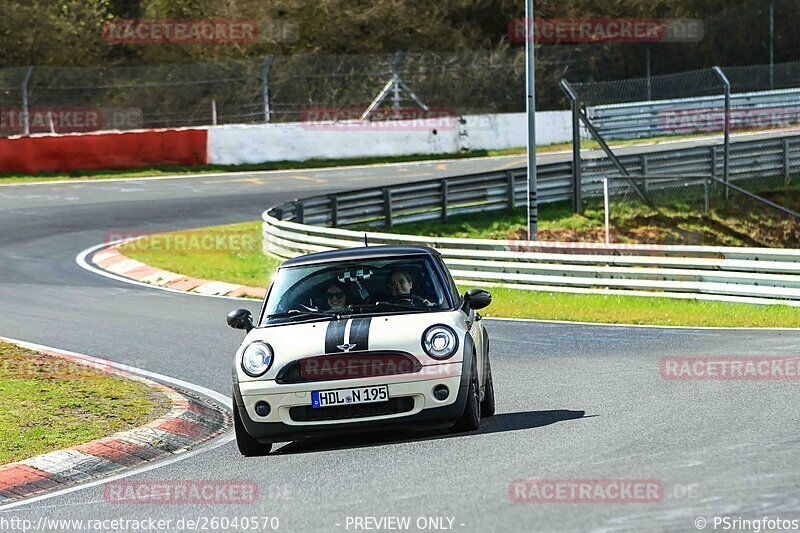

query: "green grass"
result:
(119, 221), (800, 328)
(119, 221), (281, 287)
(479, 287), (800, 328)
(361, 187), (800, 248)
(0, 342), (170, 465)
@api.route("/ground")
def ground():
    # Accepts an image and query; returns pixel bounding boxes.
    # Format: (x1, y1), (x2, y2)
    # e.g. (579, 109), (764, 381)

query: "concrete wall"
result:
(206, 111), (570, 165)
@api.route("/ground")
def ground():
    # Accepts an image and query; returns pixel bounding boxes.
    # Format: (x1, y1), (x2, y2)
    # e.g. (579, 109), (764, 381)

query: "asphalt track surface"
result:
(1, 148), (799, 532)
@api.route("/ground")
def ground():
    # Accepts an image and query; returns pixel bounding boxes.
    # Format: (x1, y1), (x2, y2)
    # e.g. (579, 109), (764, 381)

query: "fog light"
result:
(255, 401), (271, 417)
(433, 385), (449, 401)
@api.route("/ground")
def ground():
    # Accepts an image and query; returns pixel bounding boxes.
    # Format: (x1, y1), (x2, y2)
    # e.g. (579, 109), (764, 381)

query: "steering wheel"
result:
(389, 293), (428, 306)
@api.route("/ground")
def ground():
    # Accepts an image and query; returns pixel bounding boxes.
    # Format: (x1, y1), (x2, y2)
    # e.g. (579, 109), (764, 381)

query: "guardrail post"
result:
(331, 195), (339, 228)
(784, 138), (791, 185)
(383, 188), (393, 228)
(506, 171), (516, 210)
(441, 180), (449, 222)
(640, 154), (649, 193)
(293, 201), (304, 224)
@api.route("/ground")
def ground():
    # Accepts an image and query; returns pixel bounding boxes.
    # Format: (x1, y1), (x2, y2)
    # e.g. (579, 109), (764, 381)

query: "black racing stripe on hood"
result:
(325, 319), (347, 354)
(349, 317), (372, 352)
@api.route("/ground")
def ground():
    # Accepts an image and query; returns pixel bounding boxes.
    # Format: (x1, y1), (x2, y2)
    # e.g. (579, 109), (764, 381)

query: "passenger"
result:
(322, 281), (349, 310)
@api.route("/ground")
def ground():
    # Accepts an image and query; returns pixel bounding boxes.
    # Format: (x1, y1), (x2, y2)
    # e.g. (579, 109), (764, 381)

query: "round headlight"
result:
(241, 342), (273, 377)
(422, 325), (459, 360)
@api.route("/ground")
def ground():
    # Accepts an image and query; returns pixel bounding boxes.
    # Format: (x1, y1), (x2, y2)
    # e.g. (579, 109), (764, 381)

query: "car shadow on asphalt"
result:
(271, 409), (590, 455)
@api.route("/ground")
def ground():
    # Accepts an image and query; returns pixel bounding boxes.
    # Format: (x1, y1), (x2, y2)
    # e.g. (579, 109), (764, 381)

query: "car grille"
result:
(276, 351), (421, 384)
(289, 397), (415, 422)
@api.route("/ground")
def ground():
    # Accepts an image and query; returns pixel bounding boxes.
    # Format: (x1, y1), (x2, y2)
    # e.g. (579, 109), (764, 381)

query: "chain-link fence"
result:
(0, 51), (544, 137)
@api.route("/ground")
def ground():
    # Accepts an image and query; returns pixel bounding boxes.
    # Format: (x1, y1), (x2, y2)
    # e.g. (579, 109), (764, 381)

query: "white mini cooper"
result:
(227, 245), (494, 456)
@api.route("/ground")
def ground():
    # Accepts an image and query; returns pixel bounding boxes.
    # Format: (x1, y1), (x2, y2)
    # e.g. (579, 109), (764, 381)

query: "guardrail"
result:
(262, 134), (800, 306)
(588, 87), (800, 141)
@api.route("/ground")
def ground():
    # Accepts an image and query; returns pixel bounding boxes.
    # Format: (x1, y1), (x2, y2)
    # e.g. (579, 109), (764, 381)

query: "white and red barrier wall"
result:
(0, 111), (570, 174)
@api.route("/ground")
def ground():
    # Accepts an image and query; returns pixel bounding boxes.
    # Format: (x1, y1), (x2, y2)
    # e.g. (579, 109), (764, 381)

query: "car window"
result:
(260, 256), (450, 325)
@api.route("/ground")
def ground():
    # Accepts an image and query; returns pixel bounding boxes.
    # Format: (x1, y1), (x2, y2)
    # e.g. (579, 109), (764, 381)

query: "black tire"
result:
(480, 358), (496, 417)
(453, 355), (481, 432)
(233, 402), (272, 457)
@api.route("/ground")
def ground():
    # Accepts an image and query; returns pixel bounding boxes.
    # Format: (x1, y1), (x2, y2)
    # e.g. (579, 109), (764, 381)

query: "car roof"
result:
(279, 245), (441, 268)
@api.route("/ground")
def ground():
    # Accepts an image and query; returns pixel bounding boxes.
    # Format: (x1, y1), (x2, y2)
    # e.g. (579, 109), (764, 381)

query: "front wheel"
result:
(452, 355), (481, 432)
(233, 401), (272, 457)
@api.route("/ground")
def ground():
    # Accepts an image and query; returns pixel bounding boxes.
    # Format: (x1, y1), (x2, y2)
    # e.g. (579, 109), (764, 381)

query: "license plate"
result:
(311, 385), (388, 408)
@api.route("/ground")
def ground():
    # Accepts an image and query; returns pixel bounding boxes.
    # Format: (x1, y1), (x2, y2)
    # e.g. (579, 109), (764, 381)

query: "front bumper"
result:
(233, 361), (471, 443)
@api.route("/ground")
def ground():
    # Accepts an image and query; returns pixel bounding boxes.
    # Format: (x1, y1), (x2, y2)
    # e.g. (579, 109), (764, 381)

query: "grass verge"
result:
(119, 222), (800, 328)
(0, 342), (170, 465)
(358, 187), (800, 248)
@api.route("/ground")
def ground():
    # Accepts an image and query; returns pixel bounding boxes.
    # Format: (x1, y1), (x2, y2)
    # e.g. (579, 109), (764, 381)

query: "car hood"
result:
(235, 311), (466, 382)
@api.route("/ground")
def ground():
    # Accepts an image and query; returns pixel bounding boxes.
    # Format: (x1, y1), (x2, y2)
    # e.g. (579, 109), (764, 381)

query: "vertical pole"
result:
(47, 111), (55, 134)
(645, 44), (652, 101)
(211, 99), (218, 126)
(704, 177), (710, 216)
(525, 1), (538, 241)
(392, 51), (403, 119)
(603, 177), (610, 244)
(560, 79), (582, 214)
(784, 138), (791, 184)
(769, 1), (775, 89)
(21, 66), (33, 136)
(712, 66), (731, 200)
(261, 55), (273, 123)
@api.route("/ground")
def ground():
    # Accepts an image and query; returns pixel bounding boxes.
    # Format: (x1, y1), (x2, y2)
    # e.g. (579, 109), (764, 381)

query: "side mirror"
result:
(462, 289), (492, 311)
(227, 308), (254, 332)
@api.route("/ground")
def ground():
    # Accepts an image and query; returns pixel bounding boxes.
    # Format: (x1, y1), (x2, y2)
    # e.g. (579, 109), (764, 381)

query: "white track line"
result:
(0, 336), (234, 511)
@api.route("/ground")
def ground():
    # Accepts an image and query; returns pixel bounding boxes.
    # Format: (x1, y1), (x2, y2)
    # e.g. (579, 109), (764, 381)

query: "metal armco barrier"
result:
(588, 88), (800, 141)
(262, 134), (800, 306)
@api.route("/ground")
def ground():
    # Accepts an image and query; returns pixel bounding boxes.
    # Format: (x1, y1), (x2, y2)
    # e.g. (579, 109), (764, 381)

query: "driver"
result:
(386, 269), (433, 306)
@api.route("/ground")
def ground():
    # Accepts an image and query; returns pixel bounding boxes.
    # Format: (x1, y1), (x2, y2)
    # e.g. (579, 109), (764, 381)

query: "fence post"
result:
(704, 177), (710, 216)
(712, 66), (731, 200)
(331, 195), (339, 228)
(506, 171), (516, 210)
(640, 154), (649, 193)
(261, 56), (273, 123)
(784, 138), (791, 185)
(211, 99), (218, 125)
(21, 66), (33, 136)
(441, 180), (449, 222)
(710, 146), (717, 178)
(383, 188), (393, 228)
(559, 79), (582, 214)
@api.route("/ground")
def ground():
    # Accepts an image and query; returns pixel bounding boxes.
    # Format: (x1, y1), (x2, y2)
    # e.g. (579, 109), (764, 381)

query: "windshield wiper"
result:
(267, 310), (339, 320)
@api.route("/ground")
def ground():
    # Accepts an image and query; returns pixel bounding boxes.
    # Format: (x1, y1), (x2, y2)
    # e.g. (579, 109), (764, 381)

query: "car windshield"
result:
(260, 256), (450, 325)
